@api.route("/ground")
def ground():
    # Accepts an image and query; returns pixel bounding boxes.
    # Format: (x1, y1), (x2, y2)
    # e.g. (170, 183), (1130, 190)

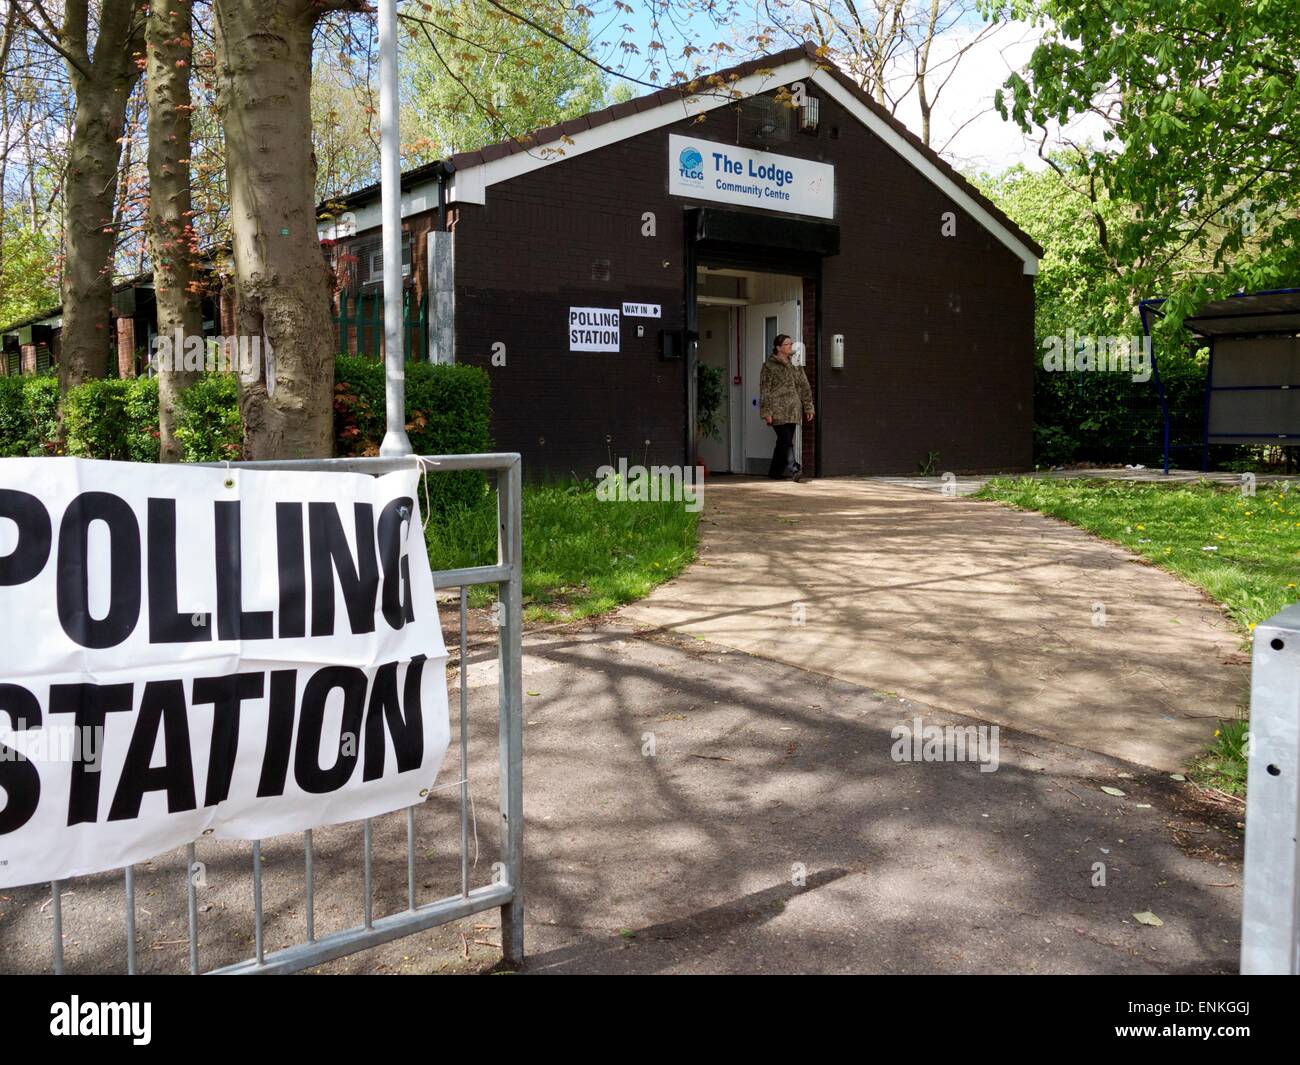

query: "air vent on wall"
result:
(591, 258), (611, 282)
(738, 95), (792, 148)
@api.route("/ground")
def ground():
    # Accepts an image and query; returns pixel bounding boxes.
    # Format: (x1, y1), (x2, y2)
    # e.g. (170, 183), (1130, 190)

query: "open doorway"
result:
(695, 267), (806, 474)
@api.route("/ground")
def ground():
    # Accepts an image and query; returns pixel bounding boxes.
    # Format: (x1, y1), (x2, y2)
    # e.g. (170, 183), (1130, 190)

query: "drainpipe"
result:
(436, 162), (452, 231)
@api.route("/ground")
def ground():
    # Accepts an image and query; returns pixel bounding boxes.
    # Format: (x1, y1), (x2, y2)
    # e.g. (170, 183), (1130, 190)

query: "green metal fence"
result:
(334, 289), (427, 360)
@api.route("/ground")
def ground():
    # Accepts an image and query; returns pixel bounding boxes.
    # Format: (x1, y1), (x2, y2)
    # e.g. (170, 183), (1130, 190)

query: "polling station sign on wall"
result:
(570, 307), (620, 351)
(668, 133), (835, 220)
(0, 459), (449, 888)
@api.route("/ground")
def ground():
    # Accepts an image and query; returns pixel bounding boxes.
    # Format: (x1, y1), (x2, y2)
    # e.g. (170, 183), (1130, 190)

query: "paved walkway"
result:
(622, 477), (1250, 772)
(873, 468), (1299, 496)
(0, 622), (1244, 975)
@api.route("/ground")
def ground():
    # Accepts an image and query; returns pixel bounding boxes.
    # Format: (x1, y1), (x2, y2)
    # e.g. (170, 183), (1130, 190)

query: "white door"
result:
(743, 300), (801, 474)
(696, 307), (733, 472)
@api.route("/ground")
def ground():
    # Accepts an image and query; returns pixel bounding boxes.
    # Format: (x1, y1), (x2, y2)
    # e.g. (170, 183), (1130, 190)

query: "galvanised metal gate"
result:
(37, 452), (523, 974)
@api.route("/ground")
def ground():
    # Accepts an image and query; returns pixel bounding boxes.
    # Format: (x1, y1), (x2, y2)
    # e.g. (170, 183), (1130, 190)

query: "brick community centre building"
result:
(5, 44), (1042, 478)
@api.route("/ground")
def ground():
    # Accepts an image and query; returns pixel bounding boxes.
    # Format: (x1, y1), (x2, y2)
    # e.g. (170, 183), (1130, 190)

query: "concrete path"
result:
(873, 469), (1300, 495)
(622, 478), (1250, 771)
(0, 622), (1244, 975)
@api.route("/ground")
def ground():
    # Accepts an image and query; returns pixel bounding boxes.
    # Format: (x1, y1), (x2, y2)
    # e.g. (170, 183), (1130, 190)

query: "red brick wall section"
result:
(116, 317), (137, 378)
(802, 276), (817, 474)
(219, 285), (238, 337)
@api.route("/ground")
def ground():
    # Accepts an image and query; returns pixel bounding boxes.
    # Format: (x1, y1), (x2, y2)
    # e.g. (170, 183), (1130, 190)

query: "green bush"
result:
(0, 375), (57, 457)
(176, 373), (243, 462)
(334, 356), (493, 513)
(64, 377), (159, 462)
(2, 359), (492, 509)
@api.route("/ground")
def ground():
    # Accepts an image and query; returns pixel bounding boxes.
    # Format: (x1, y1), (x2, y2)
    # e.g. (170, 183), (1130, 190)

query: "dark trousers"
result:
(768, 422), (799, 478)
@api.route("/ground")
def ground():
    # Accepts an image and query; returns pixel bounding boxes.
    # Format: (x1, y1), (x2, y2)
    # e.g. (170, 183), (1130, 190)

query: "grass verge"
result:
(425, 479), (700, 622)
(975, 476), (1300, 796)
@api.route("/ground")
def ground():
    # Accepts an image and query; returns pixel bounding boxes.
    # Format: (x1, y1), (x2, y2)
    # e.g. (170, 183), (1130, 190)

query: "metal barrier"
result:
(39, 452), (524, 974)
(1240, 603), (1300, 974)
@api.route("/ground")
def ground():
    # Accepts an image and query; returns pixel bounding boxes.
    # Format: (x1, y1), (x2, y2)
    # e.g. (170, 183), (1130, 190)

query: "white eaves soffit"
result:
(442, 55), (1040, 277)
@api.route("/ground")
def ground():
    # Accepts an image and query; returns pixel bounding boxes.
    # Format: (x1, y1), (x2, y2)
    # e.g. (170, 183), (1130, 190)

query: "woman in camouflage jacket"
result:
(759, 333), (814, 480)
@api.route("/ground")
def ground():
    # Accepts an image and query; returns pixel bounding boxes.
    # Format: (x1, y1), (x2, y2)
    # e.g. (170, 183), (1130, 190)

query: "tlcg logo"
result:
(678, 146), (704, 182)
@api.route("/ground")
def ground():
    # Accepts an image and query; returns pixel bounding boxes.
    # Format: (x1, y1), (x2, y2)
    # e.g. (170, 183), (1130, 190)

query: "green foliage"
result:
(985, 0), (1300, 318)
(0, 213), (59, 328)
(696, 362), (724, 442)
(974, 3), (1300, 468)
(333, 356), (493, 514)
(175, 374), (243, 462)
(4, 360), (491, 493)
(0, 375), (58, 456)
(1190, 717), (1250, 797)
(975, 162), (1208, 466)
(63, 378), (160, 462)
(401, 2), (608, 161)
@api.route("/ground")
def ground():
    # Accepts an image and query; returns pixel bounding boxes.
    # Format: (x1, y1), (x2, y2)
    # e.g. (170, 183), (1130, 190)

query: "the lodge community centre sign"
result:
(0, 458), (450, 887)
(668, 133), (836, 220)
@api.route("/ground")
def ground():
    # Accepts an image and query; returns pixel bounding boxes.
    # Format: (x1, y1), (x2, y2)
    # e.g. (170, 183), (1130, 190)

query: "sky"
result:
(587, 3), (1106, 176)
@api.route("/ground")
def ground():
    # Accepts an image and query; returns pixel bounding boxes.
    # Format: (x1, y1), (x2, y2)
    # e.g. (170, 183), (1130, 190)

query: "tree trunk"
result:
(146, 0), (200, 462)
(59, 2), (145, 393)
(214, 0), (361, 460)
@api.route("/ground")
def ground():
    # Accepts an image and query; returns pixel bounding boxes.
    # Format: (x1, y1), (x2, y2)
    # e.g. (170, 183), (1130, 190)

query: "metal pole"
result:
(498, 460), (525, 965)
(378, 0), (412, 457)
(1241, 604), (1300, 974)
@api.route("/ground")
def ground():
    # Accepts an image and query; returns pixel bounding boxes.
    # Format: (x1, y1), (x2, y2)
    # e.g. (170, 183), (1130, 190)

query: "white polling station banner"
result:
(0, 458), (449, 888)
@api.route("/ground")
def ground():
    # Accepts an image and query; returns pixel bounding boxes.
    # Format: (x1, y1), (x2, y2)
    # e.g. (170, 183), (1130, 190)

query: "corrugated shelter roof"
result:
(1184, 290), (1300, 337)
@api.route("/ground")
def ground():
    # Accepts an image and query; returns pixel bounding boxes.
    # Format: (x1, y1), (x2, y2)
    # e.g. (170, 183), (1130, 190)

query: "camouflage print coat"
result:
(759, 356), (814, 425)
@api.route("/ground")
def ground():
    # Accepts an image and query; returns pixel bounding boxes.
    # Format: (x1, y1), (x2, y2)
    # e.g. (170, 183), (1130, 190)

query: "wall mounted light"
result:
(831, 333), (845, 368)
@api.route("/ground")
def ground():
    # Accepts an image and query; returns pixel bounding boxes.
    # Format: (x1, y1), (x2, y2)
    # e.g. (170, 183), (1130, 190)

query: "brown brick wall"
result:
(441, 84), (1034, 478)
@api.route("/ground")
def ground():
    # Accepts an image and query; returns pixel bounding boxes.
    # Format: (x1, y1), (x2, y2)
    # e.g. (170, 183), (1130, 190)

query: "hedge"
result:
(174, 373), (242, 462)
(0, 375), (58, 457)
(333, 356), (493, 513)
(0, 356), (493, 513)
(64, 377), (160, 462)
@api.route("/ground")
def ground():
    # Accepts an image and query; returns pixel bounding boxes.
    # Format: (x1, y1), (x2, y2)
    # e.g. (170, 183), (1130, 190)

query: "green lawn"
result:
(975, 477), (1300, 631)
(975, 476), (1300, 794)
(424, 480), (700, 621)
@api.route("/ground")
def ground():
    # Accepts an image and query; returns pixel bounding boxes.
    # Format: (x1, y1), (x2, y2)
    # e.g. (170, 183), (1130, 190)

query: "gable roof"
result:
(318, 43), (1042, 274)
(444, 42), (1042, 274)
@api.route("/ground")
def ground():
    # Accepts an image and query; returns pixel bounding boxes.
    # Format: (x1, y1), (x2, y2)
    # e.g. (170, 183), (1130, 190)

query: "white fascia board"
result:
(448, 56), (818, 206)
(808, 70), (1039, 275)
(317, 179), (442, 241)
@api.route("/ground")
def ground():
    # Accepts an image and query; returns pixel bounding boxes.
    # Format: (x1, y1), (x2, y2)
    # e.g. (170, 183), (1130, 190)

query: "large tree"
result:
(16, 0), (146, 392)
(402, 0), (608, 162)
(757, 0), (1005, 148)
(146, 0), (200, 461)
(0, 9), (65, 328)
(988, 0), (1300, 318)
(213, 0), (365, 459)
